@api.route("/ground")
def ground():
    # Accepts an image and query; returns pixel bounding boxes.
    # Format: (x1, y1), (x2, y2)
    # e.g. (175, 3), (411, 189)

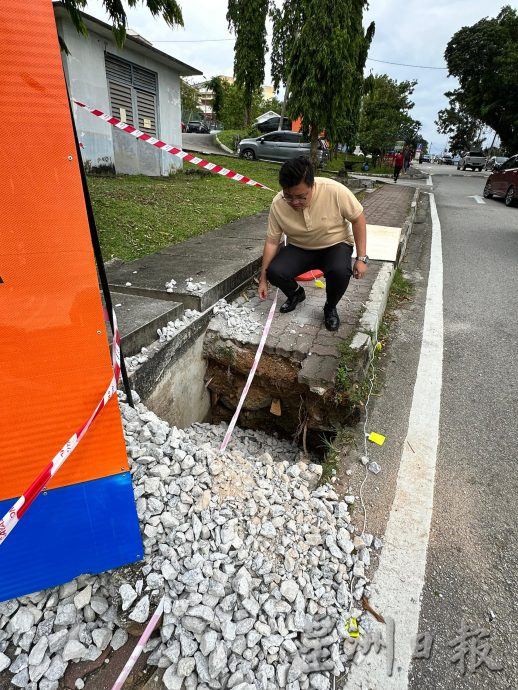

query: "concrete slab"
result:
(157, 235), (261, 259)
(107, 234), (264, 311)
(208, 212), (269, 240)
(107, 292), (183, 356)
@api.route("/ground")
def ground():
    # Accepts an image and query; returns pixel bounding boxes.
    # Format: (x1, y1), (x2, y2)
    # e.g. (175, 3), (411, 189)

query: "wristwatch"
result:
(356, 255), (369, 264)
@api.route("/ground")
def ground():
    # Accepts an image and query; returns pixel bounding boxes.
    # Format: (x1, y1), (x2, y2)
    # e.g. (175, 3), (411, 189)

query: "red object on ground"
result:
(296, 269), (324, 281)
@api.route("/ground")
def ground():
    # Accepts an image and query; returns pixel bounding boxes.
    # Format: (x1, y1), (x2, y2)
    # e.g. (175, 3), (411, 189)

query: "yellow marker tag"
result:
(314, 279), (325, 288)
(346, 617), (359, 637)
(368, 432), (386, 446)
(375, 341), (383, 351)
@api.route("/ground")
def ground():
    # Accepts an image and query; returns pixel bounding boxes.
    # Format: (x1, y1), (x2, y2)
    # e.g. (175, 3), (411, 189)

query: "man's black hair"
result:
(279, 156), (315, 188)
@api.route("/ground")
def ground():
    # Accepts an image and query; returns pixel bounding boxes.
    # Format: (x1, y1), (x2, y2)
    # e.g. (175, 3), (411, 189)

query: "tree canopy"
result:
(218, 81), (263, 130)
(271, 0), (374, 163)
(436, 98), (485, 154)
(62, 0), (183, 46)
(444, 5), (518, 153)
(358, 74), (420, 162)
(180, 79), (201, 121)
(227, 0), (269, 127)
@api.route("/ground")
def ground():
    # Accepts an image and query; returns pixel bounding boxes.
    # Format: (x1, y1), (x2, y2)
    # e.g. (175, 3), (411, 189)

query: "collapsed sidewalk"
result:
(0, 181), (420, 690)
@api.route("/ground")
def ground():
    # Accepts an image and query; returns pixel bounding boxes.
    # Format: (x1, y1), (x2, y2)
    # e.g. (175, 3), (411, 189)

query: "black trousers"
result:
(267, 242), (353, 308)
(394, 165), (402, 181)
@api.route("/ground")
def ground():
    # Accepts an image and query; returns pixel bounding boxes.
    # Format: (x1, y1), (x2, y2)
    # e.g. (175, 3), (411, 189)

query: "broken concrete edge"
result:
(126, 270), (261, 398)
(128, 307), (214, 402)
(349, 263), (395, 379)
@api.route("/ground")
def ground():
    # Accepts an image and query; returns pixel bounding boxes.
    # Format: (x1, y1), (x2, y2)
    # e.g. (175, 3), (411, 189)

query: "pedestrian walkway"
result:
(107, 184), (416, 361)
(107, 181), (419, 440)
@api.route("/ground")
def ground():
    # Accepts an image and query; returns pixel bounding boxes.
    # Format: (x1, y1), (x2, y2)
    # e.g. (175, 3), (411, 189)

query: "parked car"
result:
(238, 131), (329, 165)
(483, 154), (517, 206)
(186, 120), (210, 134)
(256, 116), (292, 133)
(484, 155), (508, 171)
(439, 154), (454, 165)
(421, 154), (431, 162)
(457, 150), (485, 171)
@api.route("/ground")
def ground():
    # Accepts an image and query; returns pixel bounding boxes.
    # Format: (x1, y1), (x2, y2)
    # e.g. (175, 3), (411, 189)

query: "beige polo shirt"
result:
(267, 177), (363, 249)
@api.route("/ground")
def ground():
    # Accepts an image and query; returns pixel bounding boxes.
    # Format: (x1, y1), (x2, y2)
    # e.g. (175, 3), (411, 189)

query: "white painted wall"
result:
(56, 12), (185, 176)
(57, 16), (116, 173)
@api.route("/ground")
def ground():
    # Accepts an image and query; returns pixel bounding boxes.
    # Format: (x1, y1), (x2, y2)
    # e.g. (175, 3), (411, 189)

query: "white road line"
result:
(468, 195), (486, 204)
(344, 192), (444, 689)
(427, 174), (432, 186)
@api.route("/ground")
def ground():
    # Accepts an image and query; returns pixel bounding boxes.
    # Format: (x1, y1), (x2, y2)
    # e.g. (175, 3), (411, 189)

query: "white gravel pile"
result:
(125, 310), (201, 370)
(157, 310), (201, 343)
(185, 278), (207, 294)
(0, 394), (377, 690)
(212, 299), (262, 339)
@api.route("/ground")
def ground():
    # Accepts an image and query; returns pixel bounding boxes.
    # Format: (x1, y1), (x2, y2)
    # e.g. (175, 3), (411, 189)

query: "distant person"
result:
(403, 147), (412, 174)
(393, 152), (404, 182)
(258, 156), (368, 332)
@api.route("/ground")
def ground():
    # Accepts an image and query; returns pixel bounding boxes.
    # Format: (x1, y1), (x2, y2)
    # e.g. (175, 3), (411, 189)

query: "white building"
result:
(53, 2), (201, 176)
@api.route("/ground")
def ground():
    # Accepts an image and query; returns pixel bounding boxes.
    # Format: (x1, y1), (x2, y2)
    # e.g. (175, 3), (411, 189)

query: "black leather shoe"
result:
(280, 286), (306, 313)
(324, 303), (340, 331)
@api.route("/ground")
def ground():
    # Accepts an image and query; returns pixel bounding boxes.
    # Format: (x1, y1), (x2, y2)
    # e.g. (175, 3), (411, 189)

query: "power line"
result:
(153, 38), (234, 43)
(150, 39), (448, 70)
(367, 57), (447, 70)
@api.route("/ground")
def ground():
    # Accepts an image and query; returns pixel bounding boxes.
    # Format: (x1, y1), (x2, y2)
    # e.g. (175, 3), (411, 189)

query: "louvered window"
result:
(108, 82), (134, 125)
(105, 54), (158, 135)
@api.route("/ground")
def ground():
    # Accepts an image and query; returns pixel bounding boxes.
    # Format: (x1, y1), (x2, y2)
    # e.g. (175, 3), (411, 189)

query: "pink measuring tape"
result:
(220, 290), (279, 452)
(0, 312), (121, 546)
(111, 596), (165, 690)
(74, 101), (272, 191)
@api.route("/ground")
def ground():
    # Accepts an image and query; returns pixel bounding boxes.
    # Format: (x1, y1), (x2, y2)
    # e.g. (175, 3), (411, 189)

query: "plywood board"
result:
(352, 224), (402, 263)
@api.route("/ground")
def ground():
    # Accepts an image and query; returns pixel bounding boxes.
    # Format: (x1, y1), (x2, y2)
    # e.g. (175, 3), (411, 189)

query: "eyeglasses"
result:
(281, 192), (309, 204)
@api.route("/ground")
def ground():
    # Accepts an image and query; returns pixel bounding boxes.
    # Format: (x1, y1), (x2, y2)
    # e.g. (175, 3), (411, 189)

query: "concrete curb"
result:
(349, 186), (421, 377)
(396, 186), (420, 264)
(214, 134), (235, 155)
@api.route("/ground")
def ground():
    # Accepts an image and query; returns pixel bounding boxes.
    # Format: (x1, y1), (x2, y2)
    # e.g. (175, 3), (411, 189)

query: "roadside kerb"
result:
(215, 134), (235, 155)
(349, 187), (421, 378)
(396, 186), (420, 264)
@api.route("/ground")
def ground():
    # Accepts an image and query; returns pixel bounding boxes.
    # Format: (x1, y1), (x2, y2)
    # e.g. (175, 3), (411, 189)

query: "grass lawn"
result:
(215, 129), (249, 152)
(324, 152), (393, 176)
(88, 155), (281, 261)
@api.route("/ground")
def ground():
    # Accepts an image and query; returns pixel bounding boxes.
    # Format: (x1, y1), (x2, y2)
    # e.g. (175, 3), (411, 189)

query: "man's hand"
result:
(258, 276), (269, 300)
(353, 259), (368, 279)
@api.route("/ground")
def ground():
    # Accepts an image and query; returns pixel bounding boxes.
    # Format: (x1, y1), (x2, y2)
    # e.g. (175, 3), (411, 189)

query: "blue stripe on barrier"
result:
(0, 473), (143, 602)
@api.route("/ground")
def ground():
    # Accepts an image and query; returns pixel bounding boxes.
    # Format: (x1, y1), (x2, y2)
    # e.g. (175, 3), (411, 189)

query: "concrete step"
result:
(107, 292), (183, 357)
(106, 213), (268, 311)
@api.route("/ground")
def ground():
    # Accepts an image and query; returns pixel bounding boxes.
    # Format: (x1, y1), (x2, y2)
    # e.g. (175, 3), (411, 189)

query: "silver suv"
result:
(238, 131), (329, 165)
(457, 151), (485, 171)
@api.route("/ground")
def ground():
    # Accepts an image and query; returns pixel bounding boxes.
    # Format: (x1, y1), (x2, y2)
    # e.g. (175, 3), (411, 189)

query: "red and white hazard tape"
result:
(111, 596), (165, 690)
(220, 290), (279, 453)
(74, 101), (272, 191)
(0, 313), (121, 546)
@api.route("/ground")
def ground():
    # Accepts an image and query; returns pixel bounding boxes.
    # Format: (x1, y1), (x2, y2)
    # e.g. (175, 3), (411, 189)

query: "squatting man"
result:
(258, 156), (368, 331)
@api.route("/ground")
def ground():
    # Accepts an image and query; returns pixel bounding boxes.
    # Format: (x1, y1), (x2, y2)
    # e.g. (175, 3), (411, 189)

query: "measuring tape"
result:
(74, 101), (272, 191)
(111, 596), (165, 690)
(220, 290), (279, 452)
(0, 313), (121, 546)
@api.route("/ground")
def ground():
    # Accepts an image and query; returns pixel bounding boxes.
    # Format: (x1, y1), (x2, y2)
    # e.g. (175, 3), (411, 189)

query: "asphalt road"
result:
(343, 170), (517, 689)
(409, 171), (518, 689)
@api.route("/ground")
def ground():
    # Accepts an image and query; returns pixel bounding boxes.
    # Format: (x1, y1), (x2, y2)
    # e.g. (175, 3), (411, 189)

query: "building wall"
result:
(57, 16), (183, 176)
(57, 16), (116, 174)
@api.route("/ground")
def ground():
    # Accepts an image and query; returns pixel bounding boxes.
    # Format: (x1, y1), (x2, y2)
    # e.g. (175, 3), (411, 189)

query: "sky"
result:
(83, 0), (517, 154)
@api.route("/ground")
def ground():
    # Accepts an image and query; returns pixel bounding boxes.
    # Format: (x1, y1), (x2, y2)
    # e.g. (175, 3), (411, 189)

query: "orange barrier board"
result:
(0, 0), (128, 501)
